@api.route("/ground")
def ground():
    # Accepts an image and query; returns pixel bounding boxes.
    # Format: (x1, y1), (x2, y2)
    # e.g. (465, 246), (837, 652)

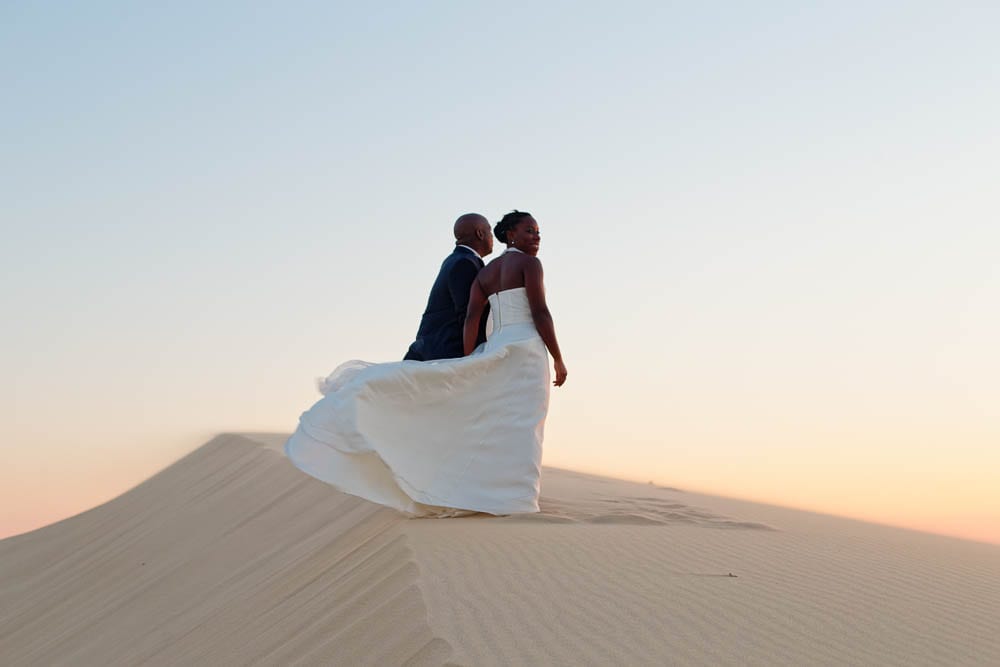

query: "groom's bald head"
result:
(454, 213), (493, 257)
(453, 213), (489, 239)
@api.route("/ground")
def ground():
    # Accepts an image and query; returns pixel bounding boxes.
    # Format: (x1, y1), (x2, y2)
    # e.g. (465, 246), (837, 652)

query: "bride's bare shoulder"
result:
(490, 252), (540, 267)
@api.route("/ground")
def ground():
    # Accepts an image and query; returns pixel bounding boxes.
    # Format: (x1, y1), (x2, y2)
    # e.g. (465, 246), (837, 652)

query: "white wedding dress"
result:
(284, 287), (549, 516)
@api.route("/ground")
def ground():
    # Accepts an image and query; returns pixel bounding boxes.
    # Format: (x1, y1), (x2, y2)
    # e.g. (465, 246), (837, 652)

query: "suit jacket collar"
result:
(455, 245), (484, 266)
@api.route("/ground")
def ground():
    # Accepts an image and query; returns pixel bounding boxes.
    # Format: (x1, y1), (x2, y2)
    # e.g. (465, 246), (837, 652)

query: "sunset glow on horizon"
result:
(3, 2), (998, 546)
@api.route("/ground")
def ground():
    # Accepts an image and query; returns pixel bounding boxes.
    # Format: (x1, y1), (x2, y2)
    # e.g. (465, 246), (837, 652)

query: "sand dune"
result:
(2, 434), (998, 665)
(0, 435), (451, 665)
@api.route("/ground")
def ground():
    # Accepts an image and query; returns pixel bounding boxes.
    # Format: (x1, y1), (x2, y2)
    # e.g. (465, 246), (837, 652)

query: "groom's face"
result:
(482, 222), (495, 255)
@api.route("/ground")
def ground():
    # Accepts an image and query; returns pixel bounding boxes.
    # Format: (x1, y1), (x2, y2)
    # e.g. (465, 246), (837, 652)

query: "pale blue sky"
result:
(3, 2), (998, 542)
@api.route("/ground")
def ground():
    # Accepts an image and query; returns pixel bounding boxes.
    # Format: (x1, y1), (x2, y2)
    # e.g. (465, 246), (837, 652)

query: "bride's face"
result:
(508, 216), (541, 256)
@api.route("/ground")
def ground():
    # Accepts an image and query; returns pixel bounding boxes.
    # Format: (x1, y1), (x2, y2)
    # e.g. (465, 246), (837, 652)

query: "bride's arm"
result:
(463, 279), (488, 356)
(523, 258), (568, 386)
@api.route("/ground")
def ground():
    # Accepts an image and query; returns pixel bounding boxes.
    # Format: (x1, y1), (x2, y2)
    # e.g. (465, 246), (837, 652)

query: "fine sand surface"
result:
(2, 434), (998, 665)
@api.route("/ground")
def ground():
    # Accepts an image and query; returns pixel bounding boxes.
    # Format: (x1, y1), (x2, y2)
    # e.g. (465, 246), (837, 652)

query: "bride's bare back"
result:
(475, 250), (534, 295)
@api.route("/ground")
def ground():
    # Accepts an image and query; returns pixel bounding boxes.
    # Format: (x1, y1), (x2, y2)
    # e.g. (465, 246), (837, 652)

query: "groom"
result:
(404, 213), (494, 361)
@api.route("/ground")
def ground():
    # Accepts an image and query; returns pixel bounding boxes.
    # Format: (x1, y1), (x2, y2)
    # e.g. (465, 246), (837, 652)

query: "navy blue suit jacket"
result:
(404, 247), (488, 361)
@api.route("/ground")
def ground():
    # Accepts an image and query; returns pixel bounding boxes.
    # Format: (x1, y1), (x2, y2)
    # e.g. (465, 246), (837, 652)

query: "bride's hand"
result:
(553, 359), (568, 387)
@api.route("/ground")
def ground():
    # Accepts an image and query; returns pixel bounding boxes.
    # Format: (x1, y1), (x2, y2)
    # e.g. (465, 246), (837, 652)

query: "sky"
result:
(2, 2), (998, 545)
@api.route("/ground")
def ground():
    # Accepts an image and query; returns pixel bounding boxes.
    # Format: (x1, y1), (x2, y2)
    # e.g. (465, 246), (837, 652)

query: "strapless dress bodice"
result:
(487, 287), (533, 331)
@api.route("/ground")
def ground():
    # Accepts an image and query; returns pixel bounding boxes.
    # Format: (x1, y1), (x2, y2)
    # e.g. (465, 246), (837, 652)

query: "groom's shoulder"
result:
(436, 248), (460, 266)
(443, 247), (480, 268)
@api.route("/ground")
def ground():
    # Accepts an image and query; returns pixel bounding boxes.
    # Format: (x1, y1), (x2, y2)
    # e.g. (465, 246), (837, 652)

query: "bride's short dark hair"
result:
(494, 210), (533, 244)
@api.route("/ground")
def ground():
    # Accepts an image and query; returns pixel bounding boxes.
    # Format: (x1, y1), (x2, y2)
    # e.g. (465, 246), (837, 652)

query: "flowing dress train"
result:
(284, 287), (549, 516)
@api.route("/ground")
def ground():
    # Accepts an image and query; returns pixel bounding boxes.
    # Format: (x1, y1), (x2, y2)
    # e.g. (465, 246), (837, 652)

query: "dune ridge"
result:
(0, 435), (451, 666)
(3, 434), (999, 666)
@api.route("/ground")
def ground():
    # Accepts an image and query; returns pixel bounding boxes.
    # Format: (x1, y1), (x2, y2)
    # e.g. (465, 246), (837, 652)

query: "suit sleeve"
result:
(447, 259), (479, 319)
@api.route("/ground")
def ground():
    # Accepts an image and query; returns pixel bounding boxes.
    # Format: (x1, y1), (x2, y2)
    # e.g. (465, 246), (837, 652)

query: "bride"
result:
(284, 211), (567, 516)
